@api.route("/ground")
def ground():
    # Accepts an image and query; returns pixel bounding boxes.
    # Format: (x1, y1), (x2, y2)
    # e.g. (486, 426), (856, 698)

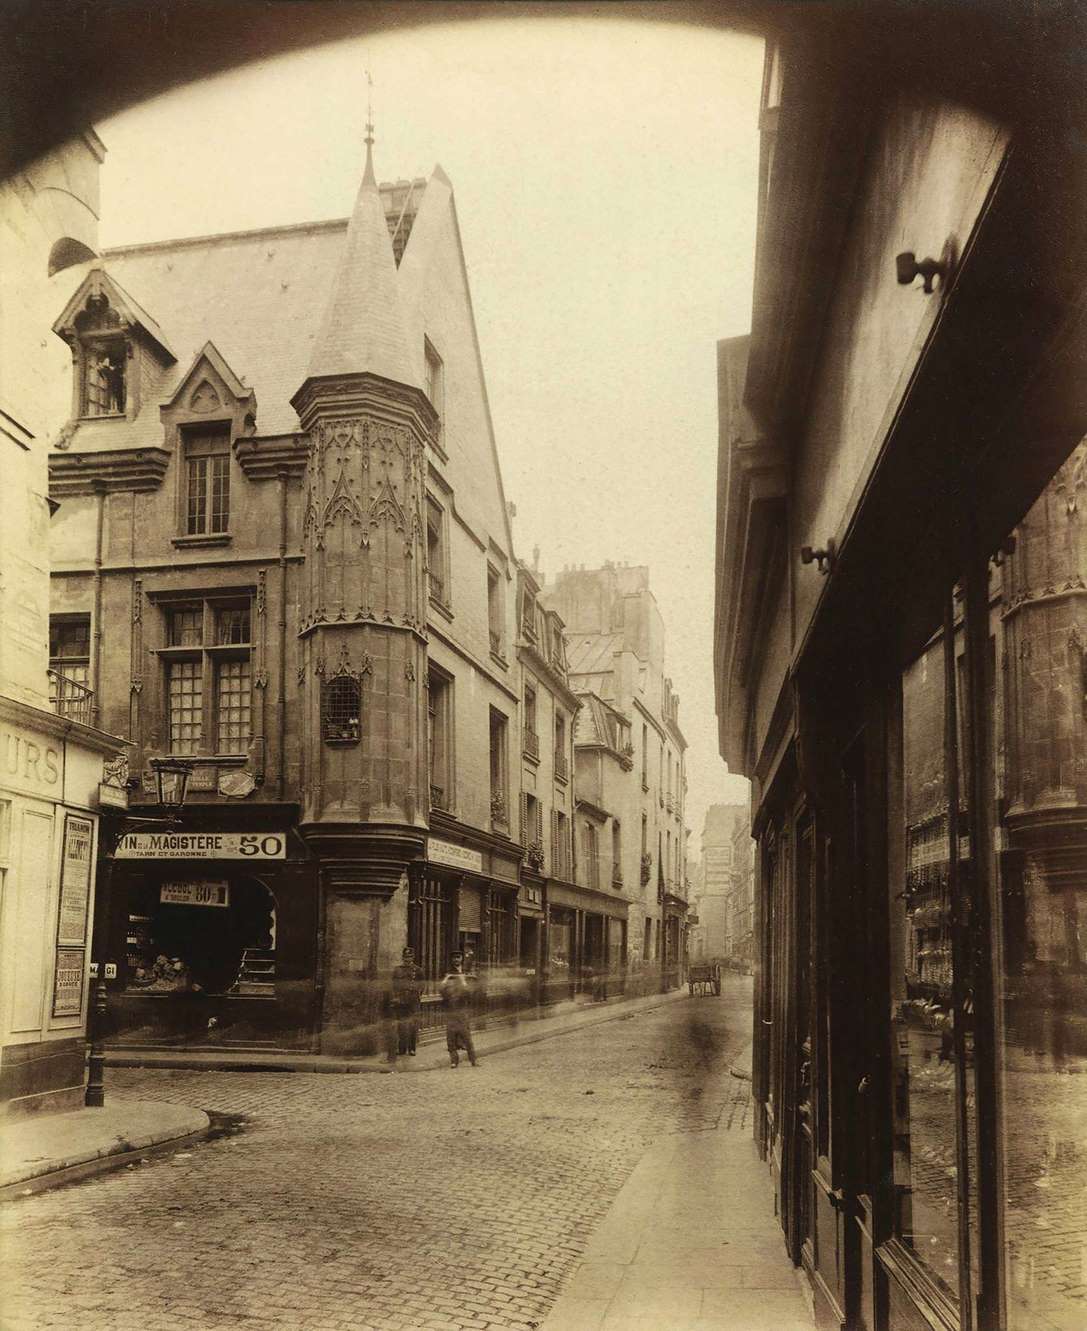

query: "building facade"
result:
(0, 132), (126, 1115)
(545, 563), (689, 990)
(715, 16), (1087, 1331)
(44, 141), (549, 1053)
(512, 562), (587, 1001)
(695, 803), (741, 958)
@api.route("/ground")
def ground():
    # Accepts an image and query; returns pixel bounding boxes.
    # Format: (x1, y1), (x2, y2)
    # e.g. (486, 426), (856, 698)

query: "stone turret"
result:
(291, 136), (436, 899)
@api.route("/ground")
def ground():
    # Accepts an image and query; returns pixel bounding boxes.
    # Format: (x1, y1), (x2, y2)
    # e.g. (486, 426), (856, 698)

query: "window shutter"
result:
(520, 792), (528, 847)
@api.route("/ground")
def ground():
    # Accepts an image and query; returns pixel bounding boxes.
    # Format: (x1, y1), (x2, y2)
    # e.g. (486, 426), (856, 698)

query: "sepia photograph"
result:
(0, 3), (1085, 1330)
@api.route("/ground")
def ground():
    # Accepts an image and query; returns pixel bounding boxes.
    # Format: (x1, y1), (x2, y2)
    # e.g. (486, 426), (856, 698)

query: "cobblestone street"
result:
(1, 979), (754, 1331)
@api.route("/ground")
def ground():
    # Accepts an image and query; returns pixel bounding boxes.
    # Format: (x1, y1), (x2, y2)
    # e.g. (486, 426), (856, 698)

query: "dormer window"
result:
(83, 335), (126, 416)
(55, 271), (177, 432)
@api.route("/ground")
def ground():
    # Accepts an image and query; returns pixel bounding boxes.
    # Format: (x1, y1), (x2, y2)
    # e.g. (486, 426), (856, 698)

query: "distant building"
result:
(0, 132), (125, 1115)
(545, 563), (688, 989)
(693, 802), (749, 961)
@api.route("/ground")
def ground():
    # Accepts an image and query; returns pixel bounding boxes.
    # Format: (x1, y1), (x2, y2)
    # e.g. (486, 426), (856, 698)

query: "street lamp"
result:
(85, 757), (194, 1107)
(151, 756), (193, 817)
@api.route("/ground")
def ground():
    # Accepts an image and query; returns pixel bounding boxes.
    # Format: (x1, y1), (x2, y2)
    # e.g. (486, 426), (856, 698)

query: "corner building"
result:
(46, 144), (527, 1052)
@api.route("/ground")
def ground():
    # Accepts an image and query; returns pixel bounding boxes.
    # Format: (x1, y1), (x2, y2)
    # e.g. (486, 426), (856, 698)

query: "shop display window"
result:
(124, 876), (276, 998)
(990, 441), (1087, 1331)
(889, 635), (978, 1305)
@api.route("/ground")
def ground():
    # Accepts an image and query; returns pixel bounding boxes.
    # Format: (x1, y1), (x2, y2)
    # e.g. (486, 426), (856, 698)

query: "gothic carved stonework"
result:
(322, 470), (365, 532)
(132, 578), (143, 624)
(190, 379), (221, 413)
(257, 569), (267, 616)
(1054, 441), (1086, 517)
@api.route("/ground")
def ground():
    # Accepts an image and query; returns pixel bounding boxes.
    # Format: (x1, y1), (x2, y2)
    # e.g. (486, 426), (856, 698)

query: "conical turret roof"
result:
(304, 142), (419, 387)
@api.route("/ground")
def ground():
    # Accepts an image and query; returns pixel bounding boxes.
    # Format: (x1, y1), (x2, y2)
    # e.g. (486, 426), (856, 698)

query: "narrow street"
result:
(2, 979), (755, 1331)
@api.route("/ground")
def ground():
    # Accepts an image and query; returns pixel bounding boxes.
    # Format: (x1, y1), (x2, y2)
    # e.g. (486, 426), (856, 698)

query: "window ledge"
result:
(172, 533), (232, 549)
(429, 595), (454, 624)
(79, 412), (126, 422)
(489, 650), (509, 670)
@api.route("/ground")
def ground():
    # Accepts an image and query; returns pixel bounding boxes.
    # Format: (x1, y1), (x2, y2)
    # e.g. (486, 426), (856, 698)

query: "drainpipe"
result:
(91, 480), (106, 728)
(277, 467), (288, 800)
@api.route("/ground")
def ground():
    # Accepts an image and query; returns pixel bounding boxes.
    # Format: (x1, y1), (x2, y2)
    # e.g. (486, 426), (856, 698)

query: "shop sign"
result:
(98, 781), (129, 811)
(52, 947), (85, 1017)
(426, 837), (483, 874)
(116, 831), (287, 860)
(160, 880), (230, 908)
(56, 813), (93, 946)
(1, 722), (61, 795)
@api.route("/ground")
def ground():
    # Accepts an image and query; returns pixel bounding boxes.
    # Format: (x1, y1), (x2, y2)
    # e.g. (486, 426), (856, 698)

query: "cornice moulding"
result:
(49, 446), (170, 495)
(234, 434), (310, 480)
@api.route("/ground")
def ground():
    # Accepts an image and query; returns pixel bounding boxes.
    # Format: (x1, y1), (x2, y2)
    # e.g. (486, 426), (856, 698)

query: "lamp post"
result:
(85, 758), (193, 1107)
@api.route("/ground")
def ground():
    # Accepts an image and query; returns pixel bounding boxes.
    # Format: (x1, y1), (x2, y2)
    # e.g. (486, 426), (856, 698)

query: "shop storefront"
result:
(409, 832), (521, 1032)
(0, 702), (125, 1115)
(103, 816), (318, 1050)
(544, 881), (628, 1004)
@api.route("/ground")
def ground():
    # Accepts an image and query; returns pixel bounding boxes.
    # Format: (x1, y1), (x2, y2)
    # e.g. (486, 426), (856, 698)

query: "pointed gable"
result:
(53, 266), (175, 362)
(304, 145), (418, 388)
(163, 341), (256, 418)
(397, 163), (515, 558)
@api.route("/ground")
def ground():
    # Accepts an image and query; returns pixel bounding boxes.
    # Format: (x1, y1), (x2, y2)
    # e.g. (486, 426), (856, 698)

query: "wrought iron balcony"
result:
(612, 864), (624, 888)
(526, 839), (545, 871)
(522, 726), (539, 760)
(489, 628), (502, 657)
(640, 853), (652, 886)
(490, 791), (508, 828)
(554, 753), (569, 783)
(48, 669), (94, 725)
(427, 571), (446, 603)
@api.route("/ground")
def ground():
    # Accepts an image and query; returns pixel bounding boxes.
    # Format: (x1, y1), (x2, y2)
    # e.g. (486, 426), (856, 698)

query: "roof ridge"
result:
(100, 181), (427, 260)
(102, 216), (351, 258)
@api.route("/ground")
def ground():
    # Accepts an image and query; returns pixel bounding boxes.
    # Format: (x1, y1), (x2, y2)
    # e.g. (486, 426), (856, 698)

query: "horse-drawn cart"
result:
(688, 961), (721, 996)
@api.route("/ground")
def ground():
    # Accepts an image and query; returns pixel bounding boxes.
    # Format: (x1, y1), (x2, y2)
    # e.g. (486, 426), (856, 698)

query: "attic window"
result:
(83, 335), (126, 416)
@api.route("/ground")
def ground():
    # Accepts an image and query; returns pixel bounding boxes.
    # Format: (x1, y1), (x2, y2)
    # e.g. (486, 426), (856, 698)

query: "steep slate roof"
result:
(305, 142), (418, 387)
(565, 632), (622, 678)
(46, 174), (430, 451)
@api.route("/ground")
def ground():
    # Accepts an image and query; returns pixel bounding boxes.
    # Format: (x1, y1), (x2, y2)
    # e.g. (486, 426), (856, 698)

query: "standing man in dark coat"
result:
(388, 946), (423, 1061)
(439, 952), (478, 1068)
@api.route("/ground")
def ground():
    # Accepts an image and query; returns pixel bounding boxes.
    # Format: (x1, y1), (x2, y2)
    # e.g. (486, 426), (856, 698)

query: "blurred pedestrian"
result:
(389, 946), (423, 1057)
(439, 952), (478, 1068)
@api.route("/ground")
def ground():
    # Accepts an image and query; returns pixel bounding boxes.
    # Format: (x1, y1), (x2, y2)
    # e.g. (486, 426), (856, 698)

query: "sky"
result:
(96, 14), (758, 837)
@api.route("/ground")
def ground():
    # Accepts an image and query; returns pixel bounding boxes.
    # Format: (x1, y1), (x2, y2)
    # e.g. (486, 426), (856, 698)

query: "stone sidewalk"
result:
(0, 1100), (209, 1200)
(540, 1054), (815, 1331)
(105, 986), (688, 1074)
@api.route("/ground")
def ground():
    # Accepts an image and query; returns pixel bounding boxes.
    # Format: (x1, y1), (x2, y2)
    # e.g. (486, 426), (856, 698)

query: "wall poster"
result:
(56, 813), (94, 946)
(52, 946), (86, 1017)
